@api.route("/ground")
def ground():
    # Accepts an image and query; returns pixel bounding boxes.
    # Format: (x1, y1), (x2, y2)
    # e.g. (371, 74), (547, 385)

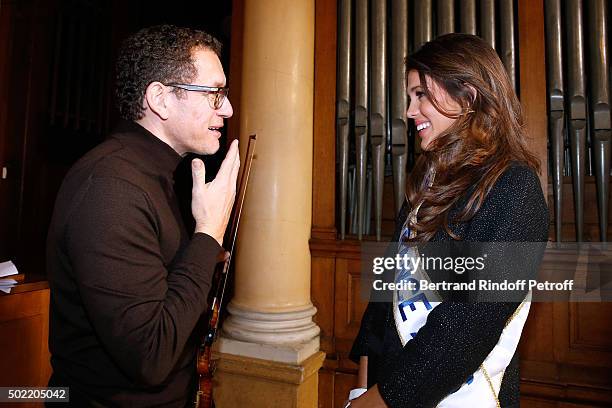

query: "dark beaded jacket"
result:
(350, 164), (549, 408)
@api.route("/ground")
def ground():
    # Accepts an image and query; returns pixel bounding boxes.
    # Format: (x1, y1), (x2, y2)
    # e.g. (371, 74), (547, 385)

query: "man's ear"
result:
(143, 82), (170, 120)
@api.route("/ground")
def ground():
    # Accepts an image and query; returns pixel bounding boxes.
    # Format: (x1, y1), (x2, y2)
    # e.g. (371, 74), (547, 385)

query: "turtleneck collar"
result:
(110, 120), (183, 179)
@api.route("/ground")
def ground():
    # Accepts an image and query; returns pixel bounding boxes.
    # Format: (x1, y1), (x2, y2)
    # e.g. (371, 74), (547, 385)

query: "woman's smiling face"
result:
(406, 70), (462, 151)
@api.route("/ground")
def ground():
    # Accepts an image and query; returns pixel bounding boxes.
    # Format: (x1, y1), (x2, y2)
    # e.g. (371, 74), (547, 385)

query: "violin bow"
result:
(195, 135), (257, 408)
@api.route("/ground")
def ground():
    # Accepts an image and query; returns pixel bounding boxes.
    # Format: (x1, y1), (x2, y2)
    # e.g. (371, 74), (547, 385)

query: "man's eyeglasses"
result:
(165, 83), (229, 110)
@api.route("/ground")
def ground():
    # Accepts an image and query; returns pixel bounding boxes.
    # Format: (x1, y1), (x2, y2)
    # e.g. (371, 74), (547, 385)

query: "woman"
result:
(346, 34), (548, 407)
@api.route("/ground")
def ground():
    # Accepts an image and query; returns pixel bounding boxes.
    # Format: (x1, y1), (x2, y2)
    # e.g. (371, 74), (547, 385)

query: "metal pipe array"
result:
(333, 0), (612, 242)
(354, 0), (369, 239)
(370, 0), (388, 241)
(391, 0), (409, 217)
(544, 0), (610, 242)
(336, 0), (351, 239)
(587, 0), (611, 241)
(545, 0), (565, 242)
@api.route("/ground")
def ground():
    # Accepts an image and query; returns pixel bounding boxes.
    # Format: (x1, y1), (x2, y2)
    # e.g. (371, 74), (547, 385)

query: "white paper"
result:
(0, 286), (12, 294)
(0, 261), (18, 278)
(0, 278), (18, 286)
(348, 388), (367, 400)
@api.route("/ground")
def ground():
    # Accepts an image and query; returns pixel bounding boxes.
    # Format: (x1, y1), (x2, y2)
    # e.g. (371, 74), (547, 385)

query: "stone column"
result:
(214, 0), (323, 406)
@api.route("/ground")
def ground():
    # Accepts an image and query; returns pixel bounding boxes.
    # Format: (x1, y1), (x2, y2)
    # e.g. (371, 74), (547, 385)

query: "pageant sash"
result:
(393, 240), (531, 407)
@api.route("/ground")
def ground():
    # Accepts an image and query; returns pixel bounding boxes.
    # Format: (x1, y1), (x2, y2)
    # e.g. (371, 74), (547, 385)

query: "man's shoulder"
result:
(66, 135), (148, 186)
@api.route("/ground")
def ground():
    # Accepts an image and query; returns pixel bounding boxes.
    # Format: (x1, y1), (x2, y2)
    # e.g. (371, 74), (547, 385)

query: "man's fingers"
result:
(225, 139), (239, 175)
(229, 155), (240, 189)
(191, 158), (206, 190)
(216, 139), (239, 180)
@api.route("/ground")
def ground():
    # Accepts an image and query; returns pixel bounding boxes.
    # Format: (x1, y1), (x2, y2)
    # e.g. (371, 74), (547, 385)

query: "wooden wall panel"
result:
(520, 302), (555, 362)
(333, 372), (356, 408)
(520, 398), (606, 408)
(521, 398), (557, 408)
(333, 256), (369, 353)
(518, 0), (548, 194)
(318, 368), (334, 408)
(311, 0), (337, 240)
(312, 256), (336, 353)
(522, 375), (612, 406)
(0, 288), (51, 390)
(347, 271), (367, 335)
(332, 258), (353, 342)
(554, 302), (612, 368)
(571, 303), (612, 351)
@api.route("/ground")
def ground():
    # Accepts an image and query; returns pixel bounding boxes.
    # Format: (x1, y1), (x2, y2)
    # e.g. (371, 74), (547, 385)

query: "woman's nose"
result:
(406, 101), (419, 119)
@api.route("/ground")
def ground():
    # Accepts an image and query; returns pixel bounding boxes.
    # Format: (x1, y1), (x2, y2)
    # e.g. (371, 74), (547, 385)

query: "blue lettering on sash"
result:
(449, 374), (475, 394)
(397, 292), (432, 321)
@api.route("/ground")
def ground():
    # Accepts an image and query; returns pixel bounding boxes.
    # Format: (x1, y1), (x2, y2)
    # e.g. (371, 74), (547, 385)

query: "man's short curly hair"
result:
(115, 24), (222, 121)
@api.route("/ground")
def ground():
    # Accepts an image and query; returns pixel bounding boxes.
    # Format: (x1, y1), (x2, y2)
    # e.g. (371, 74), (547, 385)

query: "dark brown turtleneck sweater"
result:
(47, 121), (221, 407)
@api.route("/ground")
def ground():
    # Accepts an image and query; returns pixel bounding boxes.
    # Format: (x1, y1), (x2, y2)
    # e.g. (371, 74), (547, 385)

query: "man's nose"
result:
(218, 97), (233, 118)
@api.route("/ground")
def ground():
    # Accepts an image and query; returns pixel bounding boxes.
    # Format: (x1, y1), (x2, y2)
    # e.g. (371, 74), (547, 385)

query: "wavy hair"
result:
(115, 25), (222, 121)
(404, 33), (540, 241)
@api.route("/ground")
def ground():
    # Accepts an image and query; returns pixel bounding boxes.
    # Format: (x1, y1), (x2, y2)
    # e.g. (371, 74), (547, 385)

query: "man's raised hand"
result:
(191, 139), (240, 245)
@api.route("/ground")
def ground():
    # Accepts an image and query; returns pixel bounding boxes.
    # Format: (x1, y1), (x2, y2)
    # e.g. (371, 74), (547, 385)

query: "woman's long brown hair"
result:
(405, 33), (540, 242)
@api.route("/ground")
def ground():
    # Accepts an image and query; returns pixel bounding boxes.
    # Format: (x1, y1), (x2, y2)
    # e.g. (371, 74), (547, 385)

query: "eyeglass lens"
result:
(211, 89), (228, 110)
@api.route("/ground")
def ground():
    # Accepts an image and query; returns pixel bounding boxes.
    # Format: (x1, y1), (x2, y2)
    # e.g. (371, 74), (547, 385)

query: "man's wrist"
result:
(194, 225), (223, 246)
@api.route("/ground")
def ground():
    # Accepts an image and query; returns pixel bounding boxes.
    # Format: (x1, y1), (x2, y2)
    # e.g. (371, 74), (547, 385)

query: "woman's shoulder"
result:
(451, 163), (541, 214)
(492, 162), (541, 194)
(484, 162), (547, 215)
(466, 162), (549, 241)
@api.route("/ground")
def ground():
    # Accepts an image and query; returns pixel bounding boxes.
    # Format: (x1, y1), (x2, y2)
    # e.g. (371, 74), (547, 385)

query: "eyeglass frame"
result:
(164, 83), (229, 110)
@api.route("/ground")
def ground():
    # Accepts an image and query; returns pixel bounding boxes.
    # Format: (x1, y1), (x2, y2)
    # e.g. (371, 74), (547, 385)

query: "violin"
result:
(194, 135), (257, 408)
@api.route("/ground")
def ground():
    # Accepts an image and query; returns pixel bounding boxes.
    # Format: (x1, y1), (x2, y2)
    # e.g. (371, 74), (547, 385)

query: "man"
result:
(46, 25), (239, 407)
